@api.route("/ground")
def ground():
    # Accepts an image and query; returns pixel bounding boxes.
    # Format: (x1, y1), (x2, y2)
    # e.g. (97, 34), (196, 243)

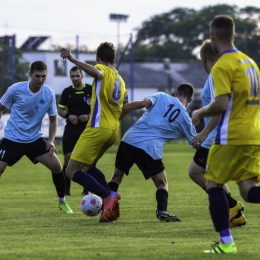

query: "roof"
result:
(118, 62), (208, 89)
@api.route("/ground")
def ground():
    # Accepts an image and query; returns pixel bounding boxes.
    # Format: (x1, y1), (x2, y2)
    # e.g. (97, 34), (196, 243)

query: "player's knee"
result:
(239, 190), (249, 202)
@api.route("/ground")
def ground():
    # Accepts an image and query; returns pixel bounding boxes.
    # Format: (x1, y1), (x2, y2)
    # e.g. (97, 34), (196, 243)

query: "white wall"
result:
(0, 114), (66, 139)
(23, 52), (95, 95)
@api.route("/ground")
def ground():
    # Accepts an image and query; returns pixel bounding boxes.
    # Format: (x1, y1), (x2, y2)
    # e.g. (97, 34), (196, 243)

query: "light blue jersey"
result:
(122, 92), (196, 160)
(201, 74), (217, 149)
(0, 81), (57, 143)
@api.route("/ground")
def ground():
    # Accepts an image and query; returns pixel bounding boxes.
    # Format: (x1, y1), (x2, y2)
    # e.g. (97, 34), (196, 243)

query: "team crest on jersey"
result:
(39, 98), (46, 105)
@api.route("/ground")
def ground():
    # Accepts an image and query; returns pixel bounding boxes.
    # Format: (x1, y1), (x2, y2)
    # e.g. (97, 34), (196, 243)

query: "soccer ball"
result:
(80, 194), (102, 216)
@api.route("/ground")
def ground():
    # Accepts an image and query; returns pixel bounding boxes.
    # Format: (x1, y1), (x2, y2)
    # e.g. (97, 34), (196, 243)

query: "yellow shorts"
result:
(205, 144), (260, 184)
(71, 127), (118, 165)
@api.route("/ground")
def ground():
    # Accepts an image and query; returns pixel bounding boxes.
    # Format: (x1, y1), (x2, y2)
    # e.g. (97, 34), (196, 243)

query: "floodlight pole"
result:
(109, 13), (129, 52)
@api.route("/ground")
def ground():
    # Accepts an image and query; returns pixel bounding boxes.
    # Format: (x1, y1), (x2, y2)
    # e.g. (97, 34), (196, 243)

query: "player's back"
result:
(212, 50), (260, 145)
(88, 64), (127, 131)
(122, 92), (196, 159)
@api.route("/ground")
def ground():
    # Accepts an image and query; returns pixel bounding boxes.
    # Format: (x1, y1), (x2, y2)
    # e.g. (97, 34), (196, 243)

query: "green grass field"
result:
(0, 142), (259, 260)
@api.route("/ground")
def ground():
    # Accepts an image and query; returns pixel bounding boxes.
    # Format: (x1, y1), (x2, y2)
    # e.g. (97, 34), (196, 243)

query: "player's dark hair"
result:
(200, 39), (219, 62)
(30, 61), (47, 73)
(210, 15), (234, 42)
(70, 66), (83, 75)
(96, 42), (116, 63)
(176, 83), (194, 100)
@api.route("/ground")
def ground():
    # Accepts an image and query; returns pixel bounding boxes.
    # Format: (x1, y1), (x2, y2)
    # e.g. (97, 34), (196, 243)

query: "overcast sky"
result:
(1, 0), (259, 51)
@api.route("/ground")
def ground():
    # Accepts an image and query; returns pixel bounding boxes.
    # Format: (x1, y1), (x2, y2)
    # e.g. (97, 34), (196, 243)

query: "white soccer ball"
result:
(80, 194), (102, 216)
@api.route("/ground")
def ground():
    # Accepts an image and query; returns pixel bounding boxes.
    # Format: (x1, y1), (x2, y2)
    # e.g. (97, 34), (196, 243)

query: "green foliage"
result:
(0, 43), (29, 97)
(131, 4), (260, 63)
(0, 142), (259, 260)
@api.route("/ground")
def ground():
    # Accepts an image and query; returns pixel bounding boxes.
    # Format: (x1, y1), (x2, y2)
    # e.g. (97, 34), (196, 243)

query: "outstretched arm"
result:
(119, 98), (152, 121)
(60, 48), (103, 79)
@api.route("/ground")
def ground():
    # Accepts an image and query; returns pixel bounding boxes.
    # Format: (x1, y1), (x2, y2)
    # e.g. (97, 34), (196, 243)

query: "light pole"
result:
(109, 13), (129, 52)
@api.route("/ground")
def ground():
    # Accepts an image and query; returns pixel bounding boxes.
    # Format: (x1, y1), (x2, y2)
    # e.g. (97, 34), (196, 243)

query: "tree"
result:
(0, 44), (29, 98)
(132, 4), (260, 63)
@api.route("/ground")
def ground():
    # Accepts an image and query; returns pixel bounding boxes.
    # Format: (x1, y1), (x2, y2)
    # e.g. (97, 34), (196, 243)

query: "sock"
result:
(219, 228), (233, 244)
(108, 181), (119, 192)
(63, 165), (71, 191)
(72, 170), (110, 198)
(52, 172), (65, 199)
(156, 189), (168, 211)
(205, 187), (237, 208)
(87, 167), (110, 190)
(225, 192), (237, 208)
(247, 186), (260, 203)
(207, 187), (230, 232)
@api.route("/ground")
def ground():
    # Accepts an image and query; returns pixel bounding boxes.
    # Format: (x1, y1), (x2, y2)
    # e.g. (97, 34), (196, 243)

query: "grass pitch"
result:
(0, 142), (259, 260)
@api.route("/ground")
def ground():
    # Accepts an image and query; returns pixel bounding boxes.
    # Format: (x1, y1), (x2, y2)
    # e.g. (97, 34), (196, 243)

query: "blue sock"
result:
(247, 186), (260, 203)
(219, 228), (233, 244)
(72, 171), (110, 198)
(207, 187), (230, 232)
(87, 167), (110, 190)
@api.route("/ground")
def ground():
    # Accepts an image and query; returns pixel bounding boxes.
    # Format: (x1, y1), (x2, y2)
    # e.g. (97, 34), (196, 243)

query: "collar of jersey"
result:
(220, 48), (238, 56)
(72, 83), (86, 89)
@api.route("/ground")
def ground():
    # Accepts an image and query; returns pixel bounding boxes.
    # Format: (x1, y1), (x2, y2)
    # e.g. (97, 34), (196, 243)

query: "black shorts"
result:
(0, 138), (49, 166)
(115, 141), (165, 179)
(62, 123), (86, 155)
(193, 146), (209, 169)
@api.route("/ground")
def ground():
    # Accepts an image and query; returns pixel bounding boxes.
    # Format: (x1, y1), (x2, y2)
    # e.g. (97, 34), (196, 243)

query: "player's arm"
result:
(120, 98), (152, 121)
(57, 106), (67, 119)
(0, 103), (6, 119)
(192, 115), (221, 148)
(46, 115), (58, 154)
(191, 94), (228, 125)
(60, 48), (103, 79)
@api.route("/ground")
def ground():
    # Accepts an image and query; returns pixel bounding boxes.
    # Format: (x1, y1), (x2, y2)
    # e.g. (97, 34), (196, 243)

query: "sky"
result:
(1, 0), (260, 51)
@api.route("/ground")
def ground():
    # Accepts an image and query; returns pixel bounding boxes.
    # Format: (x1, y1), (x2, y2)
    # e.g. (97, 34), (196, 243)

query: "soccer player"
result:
(60, 42), (128, 222)
(192, 15), (260, 254)
(108, 83), (196, 222)
(0, 60), (73, 214)
(188, 39), (246, 227)
(58, 66), (92, 196)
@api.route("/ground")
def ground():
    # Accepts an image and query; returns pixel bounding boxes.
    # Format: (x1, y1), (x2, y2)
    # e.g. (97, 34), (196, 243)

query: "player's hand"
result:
(46, 141), (58, 155)
(192, 132), (206, 149)
(191, 110), (201, 126)
(78, 114), (89, 122)
(68, 114), (78, 125)
(60, 48), (74, 61)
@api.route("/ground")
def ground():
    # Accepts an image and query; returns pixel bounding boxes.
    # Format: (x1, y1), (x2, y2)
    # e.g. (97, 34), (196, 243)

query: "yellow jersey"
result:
(88, 64), (128, 130)
(212, 49), (260, 145)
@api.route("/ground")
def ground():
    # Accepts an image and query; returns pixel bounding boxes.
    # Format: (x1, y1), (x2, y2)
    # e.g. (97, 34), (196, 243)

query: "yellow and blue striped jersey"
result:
(88, 64), (128, 130)
(212, 49), (260, 145)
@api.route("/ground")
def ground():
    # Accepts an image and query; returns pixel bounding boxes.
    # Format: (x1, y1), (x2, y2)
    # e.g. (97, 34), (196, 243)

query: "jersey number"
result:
(112, 79), (121, 101)
(246, 66), (260, 97)
(0, 149), (6, 159)
(163, 104), (180, 122)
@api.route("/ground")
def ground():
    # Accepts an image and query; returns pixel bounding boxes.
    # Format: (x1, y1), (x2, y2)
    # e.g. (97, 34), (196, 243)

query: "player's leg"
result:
(189, 147), (245, 226)
(204, 145), (244, 254)
(63, 152), (72, 195)
(108, 141), (134, 192)
(151, 170), (181, 222)
(238, 145), (260, 203)
(67, 128), (121, 221)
